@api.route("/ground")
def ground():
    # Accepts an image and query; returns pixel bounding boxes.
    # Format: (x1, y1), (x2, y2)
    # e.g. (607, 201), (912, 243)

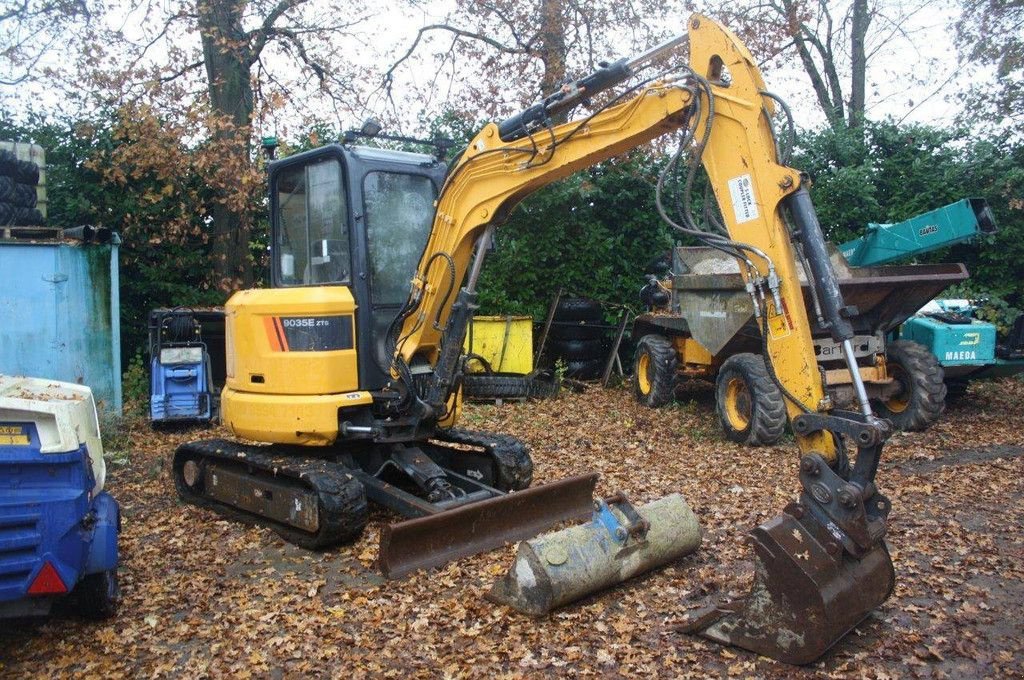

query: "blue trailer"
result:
(0, 376), (120, 619)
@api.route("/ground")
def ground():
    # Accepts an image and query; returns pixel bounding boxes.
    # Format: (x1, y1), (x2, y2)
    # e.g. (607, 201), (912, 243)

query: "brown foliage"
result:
(2, 377), (1023, 676)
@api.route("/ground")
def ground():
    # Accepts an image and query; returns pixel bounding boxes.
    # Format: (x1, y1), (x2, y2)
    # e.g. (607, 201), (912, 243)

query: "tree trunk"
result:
(848, 0), (871, 131)
(198, 0), (255, 292)
(537, 0), (567, 97)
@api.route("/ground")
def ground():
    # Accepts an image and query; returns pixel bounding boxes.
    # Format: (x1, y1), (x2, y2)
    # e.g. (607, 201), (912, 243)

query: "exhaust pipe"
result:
(488, 493), (701, 615)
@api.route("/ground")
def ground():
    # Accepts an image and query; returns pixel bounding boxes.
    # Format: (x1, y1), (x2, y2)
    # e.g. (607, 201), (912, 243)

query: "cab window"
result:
(363, 172), (436, 305)
(274, 158), (350, 286)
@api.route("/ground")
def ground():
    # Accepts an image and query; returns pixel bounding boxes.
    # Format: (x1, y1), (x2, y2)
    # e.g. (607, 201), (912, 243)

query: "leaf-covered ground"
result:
(3, 378), (1023, 678)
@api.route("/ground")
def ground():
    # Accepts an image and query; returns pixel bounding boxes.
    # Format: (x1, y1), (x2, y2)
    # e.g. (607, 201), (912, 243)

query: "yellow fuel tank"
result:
(222, 286), (370, 445)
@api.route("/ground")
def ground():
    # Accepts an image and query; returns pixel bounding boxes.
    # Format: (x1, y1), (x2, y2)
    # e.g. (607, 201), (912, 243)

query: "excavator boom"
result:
(380, 14), (895, 664)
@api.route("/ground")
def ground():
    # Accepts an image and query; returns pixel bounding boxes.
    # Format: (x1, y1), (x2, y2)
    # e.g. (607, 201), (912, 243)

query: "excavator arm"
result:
(385, 14), (896, 665)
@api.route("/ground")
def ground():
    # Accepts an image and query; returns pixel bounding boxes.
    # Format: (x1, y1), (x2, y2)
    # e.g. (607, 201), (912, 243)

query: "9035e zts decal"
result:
(263, 315), (354, 352)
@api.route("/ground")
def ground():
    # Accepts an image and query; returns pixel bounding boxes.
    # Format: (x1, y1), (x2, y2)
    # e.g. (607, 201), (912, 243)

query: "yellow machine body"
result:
(221, 286), (371, 445)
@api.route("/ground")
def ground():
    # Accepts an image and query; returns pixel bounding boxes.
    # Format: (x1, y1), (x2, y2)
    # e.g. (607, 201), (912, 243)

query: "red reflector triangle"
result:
(28, 561), (68, 595)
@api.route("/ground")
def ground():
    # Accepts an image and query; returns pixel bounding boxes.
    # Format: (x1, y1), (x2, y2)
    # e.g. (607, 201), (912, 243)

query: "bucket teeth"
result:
(680, 511), (894, 665)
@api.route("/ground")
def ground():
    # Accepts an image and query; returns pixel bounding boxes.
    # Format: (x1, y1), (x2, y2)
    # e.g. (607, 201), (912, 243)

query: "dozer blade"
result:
(379, 472), (598, 579)
(681, 507), (895, 665)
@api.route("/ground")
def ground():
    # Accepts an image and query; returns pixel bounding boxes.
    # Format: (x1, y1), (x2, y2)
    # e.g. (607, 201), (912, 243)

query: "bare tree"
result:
(955, 0), (1024, 132)
(383, 0), (674, 121)
(0, 0), (93, 86)
(5, 0), (371, 290)
(715, 0), (938, 133)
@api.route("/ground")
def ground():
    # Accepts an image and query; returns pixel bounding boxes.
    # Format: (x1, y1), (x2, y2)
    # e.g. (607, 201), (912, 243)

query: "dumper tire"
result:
(873, 340), (946, 431)
(0, 176), (13, 202)
(632, 334), (678, 408)
(715, 353), (787, 446)
(75, 568), (119, 620)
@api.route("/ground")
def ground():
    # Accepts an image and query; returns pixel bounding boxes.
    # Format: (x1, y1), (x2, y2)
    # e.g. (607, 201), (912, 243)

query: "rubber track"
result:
(434, 428), (533, 491)
(174, 438), (368, 549)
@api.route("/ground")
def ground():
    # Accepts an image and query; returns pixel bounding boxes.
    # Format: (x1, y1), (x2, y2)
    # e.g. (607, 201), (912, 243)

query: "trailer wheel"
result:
(715, 353), (787, 446)
(873, 340), (946, 431)
(632, 334), (678, 408)
(75, 568), (119, 620)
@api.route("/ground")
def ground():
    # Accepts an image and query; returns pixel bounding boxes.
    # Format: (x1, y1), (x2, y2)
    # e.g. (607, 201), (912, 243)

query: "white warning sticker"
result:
(728, 174), (759, 224)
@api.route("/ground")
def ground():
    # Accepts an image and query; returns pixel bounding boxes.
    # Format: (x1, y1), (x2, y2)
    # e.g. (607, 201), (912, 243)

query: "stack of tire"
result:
(546, 297), (608, 380)
(0, 150), (44, 227)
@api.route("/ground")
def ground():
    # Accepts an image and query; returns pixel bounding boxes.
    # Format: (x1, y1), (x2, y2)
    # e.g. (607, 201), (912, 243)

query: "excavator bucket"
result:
(680, 503), (895, 665)
(379, 473), (599, 578)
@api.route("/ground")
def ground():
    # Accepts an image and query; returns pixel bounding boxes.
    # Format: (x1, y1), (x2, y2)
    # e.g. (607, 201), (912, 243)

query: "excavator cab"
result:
(174, 142), (598, 575)
(268, 145), (445, 389)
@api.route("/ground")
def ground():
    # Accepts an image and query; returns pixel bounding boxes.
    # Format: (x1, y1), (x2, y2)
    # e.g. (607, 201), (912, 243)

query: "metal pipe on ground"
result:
(487, 493), (701, 615)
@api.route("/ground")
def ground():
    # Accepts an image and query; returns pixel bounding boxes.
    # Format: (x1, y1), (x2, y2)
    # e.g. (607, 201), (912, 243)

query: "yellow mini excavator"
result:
(176, 15), (897, 664)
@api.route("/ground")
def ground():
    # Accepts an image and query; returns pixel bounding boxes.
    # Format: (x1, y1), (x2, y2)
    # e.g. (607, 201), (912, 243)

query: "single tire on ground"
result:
(74, 569), (119, 619)
(553, 296), (603, 322)
(872, 340), (946, 431)
(547, 337), (604, 362)
(462, 373), (555, 400)
(714, 353), (787, 446)
(632, 334), (678, 408)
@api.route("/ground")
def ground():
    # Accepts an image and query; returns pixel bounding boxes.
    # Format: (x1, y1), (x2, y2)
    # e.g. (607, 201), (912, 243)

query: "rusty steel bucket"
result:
(680, 503), (895, 665)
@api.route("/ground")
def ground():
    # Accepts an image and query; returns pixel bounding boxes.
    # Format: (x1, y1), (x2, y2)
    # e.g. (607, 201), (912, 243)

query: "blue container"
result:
(0, 236), (122, 414)
(901, 315), (996, 366)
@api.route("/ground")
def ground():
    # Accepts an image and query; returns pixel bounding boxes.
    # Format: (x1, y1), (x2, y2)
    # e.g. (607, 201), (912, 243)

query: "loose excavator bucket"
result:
(379, 473), (599, 578)
(681, 503), (895, 664)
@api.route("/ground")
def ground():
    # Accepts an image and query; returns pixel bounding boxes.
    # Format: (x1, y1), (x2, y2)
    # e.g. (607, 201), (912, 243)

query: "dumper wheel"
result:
(74, 568), (119, 620)
(633, 334), (678, 408)
(873, 340), (946, 431)
(715, 353), (787, 446)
